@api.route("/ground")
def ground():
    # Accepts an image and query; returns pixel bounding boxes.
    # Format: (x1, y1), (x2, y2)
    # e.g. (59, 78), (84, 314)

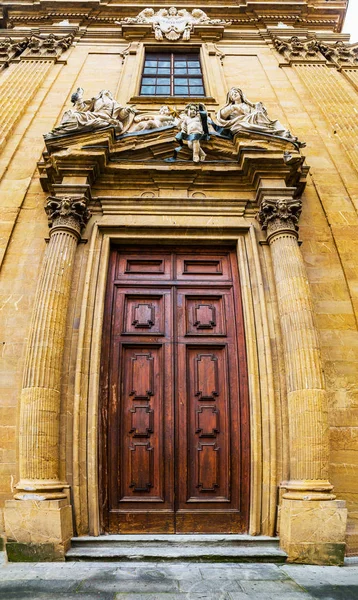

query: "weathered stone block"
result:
(4, 498), (73, 562)
(280, 498), (347, 565)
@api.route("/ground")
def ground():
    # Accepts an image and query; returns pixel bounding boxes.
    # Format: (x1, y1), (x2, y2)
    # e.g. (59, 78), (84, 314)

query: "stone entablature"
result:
(0, 1), (347, 31)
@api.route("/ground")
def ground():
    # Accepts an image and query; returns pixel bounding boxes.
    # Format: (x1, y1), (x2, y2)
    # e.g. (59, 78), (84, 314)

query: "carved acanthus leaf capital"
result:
(273, 35), (322, 62)
(318, 41), (358, 66)
(0, 36), (28, 64)
(22, 33), (74, 59)
(257, 197), (302, 235)
(45, 195), (91, 233)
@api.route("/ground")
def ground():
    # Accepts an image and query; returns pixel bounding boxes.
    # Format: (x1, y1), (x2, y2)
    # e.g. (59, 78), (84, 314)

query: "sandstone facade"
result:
(0, 0), (357, 563)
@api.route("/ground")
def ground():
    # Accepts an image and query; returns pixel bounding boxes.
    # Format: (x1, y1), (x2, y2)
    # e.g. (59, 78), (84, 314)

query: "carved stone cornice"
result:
(45, 195), (91, 236)
(257, 196), (302, 240)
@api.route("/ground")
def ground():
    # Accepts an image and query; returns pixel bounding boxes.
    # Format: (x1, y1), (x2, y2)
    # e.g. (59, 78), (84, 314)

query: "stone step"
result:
(71, 534), (280, 548)
(66, 535), (286, 563)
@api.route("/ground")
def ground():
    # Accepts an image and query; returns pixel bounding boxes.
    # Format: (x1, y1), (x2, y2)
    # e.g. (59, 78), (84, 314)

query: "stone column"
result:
(256, 185), (347, 565)
(4, 193), (90, 561)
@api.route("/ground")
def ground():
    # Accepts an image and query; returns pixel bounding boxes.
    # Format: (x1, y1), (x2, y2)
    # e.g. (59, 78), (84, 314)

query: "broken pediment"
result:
(39, 125), (308, 199)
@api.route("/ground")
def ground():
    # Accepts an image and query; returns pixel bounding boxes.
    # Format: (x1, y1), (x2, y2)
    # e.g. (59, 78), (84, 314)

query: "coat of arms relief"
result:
(116, 6), (230, 41)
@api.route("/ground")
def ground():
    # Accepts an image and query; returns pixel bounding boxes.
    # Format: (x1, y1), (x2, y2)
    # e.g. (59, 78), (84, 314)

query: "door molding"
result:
(72, 222), (284, 537)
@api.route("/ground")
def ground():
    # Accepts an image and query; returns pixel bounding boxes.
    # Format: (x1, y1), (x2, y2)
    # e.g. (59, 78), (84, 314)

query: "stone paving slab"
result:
(0, 560), (358, 599)
(239, 580), (314, 598)
(199, 563), (289, 580)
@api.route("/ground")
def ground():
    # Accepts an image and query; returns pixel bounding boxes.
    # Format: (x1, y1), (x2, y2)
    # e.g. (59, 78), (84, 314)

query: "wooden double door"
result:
(100, 247), (249, 533)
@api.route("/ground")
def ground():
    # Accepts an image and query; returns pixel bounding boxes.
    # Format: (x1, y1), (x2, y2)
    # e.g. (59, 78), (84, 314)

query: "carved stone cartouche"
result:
(118, 6), (230, 41)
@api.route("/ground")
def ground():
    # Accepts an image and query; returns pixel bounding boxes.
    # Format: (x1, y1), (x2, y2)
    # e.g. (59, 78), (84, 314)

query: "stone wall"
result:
(0, 0), (357, 558)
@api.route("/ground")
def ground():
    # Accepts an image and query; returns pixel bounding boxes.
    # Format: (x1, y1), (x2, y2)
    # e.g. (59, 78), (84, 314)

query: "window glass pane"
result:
(156, 86), (170, 95)
(157, 68), (170, 75)
(158, 60), (170, 67)
(174, 78), (188, 86)
(188, 61), (201, 67)
(157, 78), (170, 86)
(141, 86), (155, 95)
(142, 77), (157, 85)
(144, 67), (157, 75)
(174, 67), (187, 75)
(189, 86), (204, 95)
(188, 78), (203, 86)
(188, 68), (201, 75)
(175, 86), (189, 95)
(145, 60), (157, 67)
(175, 60), (187, 66)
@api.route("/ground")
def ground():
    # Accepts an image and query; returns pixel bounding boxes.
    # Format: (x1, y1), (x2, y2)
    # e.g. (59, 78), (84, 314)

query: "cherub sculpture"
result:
(132, 105), (177, 132)
(178, 103), (209, 162)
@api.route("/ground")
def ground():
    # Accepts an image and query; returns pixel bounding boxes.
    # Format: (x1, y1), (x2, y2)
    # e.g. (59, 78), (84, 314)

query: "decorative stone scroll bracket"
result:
(4, 188), (91, 561)
(256, 184), (347, 565)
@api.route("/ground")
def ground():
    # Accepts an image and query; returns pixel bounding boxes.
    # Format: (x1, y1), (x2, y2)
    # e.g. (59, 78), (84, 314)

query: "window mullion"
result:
(170, 53), (174, 96)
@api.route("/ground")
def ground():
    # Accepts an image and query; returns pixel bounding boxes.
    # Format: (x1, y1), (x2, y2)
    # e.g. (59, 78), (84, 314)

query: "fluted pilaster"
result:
(15, 194), (90, 499)
(257, 186), (347, 564)
(257, 190), (333, 498)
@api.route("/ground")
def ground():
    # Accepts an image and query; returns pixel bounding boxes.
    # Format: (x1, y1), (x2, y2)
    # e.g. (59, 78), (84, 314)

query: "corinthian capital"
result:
(45, 195), (91, 234)
(257, 197), (302, 236)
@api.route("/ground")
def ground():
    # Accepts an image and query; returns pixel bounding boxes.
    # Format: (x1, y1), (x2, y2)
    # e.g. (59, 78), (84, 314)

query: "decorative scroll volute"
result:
(257, 197), (302, 239)
(45, 195), (91, 235)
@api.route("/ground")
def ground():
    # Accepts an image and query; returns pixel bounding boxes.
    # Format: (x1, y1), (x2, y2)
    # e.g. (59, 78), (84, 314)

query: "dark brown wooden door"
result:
(100, 248), (249, 534)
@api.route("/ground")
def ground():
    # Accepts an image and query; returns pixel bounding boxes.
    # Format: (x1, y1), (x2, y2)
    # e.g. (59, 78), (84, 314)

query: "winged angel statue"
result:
(117, 6), (229, 41)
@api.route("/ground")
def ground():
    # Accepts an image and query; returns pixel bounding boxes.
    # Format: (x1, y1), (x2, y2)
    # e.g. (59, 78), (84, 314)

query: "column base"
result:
(4, 498), (73, 562)
(280, 498), (347, 565)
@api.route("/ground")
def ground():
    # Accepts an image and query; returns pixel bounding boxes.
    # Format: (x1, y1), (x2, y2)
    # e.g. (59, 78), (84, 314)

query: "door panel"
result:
(100, 247), (249, 534)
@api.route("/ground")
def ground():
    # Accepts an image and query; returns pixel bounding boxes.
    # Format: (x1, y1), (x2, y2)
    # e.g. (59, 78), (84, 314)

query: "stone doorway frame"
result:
(72, 222), (280, 539)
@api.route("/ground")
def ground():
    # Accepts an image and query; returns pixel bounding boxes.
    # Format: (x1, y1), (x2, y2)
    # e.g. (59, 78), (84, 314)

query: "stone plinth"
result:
(4, 498), (73, 561)
(280, 498), (347, 565)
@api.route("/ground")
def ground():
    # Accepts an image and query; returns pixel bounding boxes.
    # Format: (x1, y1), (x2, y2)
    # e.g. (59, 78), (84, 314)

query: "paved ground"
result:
(0, 558), (358, 600)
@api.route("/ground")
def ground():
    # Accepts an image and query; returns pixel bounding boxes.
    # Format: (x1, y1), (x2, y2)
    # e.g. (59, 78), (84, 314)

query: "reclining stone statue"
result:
(216, 87), (304, 146)
(47, 88), (135, 137)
